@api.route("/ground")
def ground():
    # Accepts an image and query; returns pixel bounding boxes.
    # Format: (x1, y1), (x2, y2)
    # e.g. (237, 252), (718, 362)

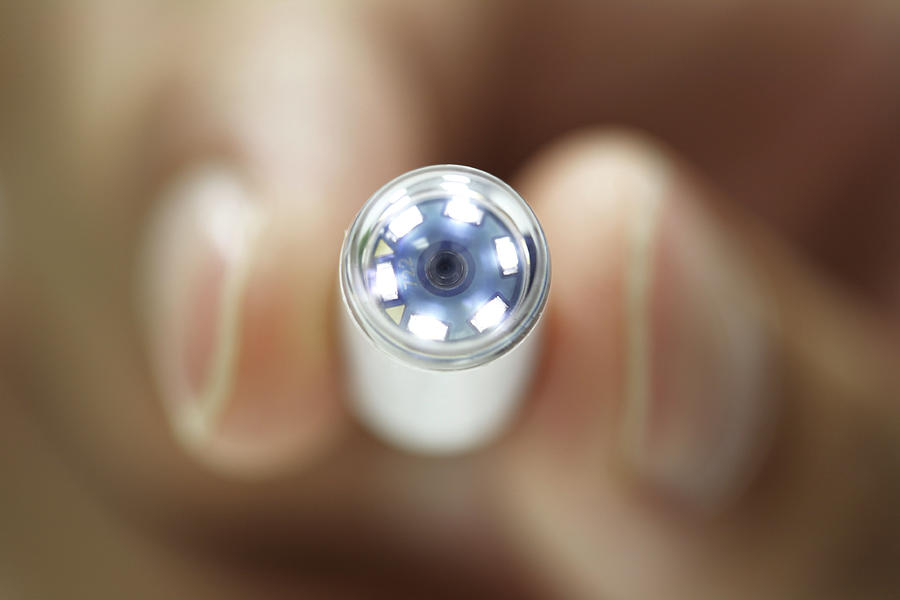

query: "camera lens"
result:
(418, 242), (474, 296)
(429, 250), (465, 288)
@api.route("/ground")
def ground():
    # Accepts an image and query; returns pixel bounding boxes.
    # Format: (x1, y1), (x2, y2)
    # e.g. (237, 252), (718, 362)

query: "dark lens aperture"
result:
(428, 250), (467, 289)
(418, 241), (475, 297)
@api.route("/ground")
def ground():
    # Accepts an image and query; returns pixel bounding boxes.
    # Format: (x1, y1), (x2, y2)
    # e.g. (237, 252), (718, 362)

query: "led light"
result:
(388, 206), (424, 239)
(373, 262), (399, 301)
(469, 295), (509, 333)
(444, 197), (484, 225)
(494, 236), (519, 275)
(407, 313), (449, 341)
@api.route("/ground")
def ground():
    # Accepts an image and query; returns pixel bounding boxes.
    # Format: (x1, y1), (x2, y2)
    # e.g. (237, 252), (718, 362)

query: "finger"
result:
(500, 129), (900, 599)
(137, 7), (433, 475)
(1, 2), (434, 494)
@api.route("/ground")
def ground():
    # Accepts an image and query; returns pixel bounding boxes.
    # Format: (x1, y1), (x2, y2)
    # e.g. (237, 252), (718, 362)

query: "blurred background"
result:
(0, 2), (899, 598)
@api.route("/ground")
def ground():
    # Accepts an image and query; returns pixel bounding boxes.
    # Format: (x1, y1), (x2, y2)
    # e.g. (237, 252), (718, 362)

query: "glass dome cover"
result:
(340, 165), (550, 370)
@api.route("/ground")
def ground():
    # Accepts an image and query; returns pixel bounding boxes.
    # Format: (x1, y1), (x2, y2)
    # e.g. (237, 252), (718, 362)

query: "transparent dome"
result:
(340, 165), (550, 370)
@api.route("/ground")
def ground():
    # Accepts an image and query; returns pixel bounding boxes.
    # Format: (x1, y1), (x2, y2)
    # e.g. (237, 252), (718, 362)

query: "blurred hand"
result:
(1, 1), (899, 598)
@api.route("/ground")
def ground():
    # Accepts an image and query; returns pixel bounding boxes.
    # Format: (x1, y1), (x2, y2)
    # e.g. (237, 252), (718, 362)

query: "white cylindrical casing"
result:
(339, 165), (550, 454)
(340, 296), (543, 453)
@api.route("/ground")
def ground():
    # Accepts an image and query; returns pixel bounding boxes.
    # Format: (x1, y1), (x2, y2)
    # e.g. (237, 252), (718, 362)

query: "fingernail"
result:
(622, 173), (773, 511)
(140, 164), (265, 458)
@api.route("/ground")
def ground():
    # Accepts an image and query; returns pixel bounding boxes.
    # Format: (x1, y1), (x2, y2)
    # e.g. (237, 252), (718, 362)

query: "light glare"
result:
(386, 187), (408, 204)
(442, 173), (470, 183)
(440, 181), (471, 195)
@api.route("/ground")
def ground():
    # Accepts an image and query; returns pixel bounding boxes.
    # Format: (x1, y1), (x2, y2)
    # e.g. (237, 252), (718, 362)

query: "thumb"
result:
(139, 7), (429, 476)
(500, 129), (900, 599)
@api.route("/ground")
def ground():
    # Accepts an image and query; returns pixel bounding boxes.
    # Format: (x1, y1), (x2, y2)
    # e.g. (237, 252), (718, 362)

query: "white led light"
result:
(407, 313), (449, 341)
(373, 262), (399, 301)
(388, 206), (424, 239)
(443, 197), (484, 225)
(494, 236), (519, 275)
(469, 295), (509, 333)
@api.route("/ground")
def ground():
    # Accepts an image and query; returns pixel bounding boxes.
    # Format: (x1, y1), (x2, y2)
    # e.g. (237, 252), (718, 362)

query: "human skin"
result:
(0, 1), (899, 598)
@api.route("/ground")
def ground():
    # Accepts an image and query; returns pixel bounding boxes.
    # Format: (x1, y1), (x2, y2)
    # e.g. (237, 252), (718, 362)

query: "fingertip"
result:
(139, 163), (346, 478)
(512, 127), (774, 508)
(511, 128), (672, 460)
(498, 128), (781, 597)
